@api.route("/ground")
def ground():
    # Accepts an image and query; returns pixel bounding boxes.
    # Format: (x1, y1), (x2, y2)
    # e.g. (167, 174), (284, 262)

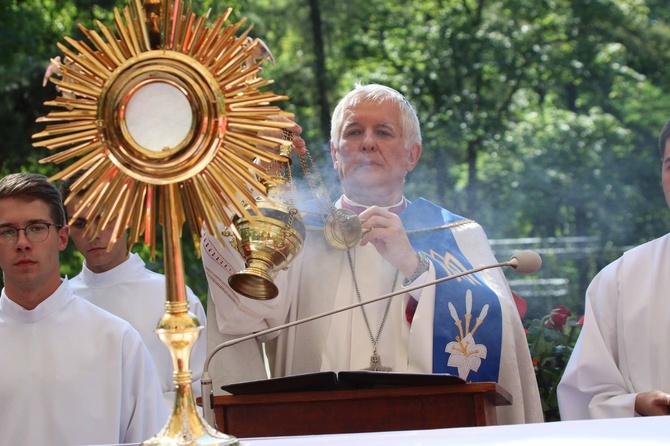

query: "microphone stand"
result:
(200, 252), (539, 425)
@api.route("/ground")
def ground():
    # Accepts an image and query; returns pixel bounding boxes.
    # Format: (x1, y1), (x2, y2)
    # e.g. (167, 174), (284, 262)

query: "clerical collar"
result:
(338, 195), (407, 215)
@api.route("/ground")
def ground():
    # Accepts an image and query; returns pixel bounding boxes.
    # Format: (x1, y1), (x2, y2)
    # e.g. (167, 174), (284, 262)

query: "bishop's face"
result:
(330, 100), (421, 206)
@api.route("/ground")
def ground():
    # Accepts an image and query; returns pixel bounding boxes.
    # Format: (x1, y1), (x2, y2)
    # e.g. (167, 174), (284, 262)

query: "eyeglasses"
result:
(0, 223), (63, 246)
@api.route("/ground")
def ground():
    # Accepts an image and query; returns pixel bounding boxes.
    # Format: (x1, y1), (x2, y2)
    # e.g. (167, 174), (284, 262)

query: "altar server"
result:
(60, 171), (208, 410)
(0, 172), (167, 446)
(558, 118), (670, 419)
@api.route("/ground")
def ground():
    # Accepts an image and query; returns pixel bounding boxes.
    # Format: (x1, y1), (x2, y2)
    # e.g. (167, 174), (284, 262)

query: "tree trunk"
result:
(308, 0), (330, 139)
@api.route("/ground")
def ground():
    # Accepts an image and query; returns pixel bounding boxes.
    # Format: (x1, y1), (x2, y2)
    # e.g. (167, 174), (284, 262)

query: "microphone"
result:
(508, 250), (542, 274)
(200, 250), (541, 425)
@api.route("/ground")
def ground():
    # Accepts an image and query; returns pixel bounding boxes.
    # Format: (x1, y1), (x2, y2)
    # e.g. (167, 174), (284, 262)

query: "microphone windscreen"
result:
(510, 250), (542, 274)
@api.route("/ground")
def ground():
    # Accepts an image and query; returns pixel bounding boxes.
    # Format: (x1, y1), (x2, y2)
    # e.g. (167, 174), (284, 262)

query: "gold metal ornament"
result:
(33, 0), (296, 444)
(296, 149), (364, 250)
(227, 143), (306, 300)
(323, 208), (363, 250)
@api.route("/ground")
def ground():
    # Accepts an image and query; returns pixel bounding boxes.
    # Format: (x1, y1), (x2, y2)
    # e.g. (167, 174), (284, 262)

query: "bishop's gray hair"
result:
(330, 84), (422, 150)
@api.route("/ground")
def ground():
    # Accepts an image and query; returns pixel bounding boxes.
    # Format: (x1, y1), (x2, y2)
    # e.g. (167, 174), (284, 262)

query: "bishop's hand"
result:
(358, 206), (420, 279)
(261, 115), (307, 155)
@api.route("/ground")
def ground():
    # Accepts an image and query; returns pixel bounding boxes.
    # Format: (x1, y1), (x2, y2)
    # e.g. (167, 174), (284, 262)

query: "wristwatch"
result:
(402, 251), (430, 287)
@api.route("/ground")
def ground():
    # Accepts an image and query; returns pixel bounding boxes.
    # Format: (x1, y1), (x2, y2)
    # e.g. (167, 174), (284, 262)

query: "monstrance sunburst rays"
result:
(33, 0), (293, 255)
(32, 0), (294, 444)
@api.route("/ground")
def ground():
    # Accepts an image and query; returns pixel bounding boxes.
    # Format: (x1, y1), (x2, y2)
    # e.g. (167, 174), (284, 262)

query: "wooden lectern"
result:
(209, 380), (511, 438)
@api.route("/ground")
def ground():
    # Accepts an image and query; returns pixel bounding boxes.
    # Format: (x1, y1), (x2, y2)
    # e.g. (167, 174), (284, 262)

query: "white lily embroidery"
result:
(445, 291), (490, 380)
(446, 333), (488, 379)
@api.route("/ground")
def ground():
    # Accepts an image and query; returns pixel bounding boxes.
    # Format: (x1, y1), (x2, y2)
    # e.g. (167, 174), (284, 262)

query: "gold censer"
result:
(227, 143), (306, 300)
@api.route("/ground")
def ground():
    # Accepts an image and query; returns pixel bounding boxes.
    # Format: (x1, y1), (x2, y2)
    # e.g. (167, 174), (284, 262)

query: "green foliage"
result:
(525, 306), (582, 421)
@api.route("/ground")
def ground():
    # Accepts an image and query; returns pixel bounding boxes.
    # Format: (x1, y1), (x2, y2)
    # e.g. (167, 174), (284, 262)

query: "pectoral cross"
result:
(365, 353), (393, 372)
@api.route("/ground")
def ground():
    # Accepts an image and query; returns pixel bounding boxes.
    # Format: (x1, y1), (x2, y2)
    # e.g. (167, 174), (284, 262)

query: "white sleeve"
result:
(557, 261), (637, 420)
(120, 330), (170, 443)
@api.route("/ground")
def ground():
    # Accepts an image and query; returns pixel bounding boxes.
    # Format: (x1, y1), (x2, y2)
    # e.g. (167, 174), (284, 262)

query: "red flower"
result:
(545, 305), (572, 331)
(512, 292), (527, 319)
(577, 315), (585, 326)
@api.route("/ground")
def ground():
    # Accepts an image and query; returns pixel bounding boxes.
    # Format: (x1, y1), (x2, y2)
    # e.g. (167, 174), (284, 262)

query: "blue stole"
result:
(400, 198), (502, 381)
(301, 198), (502, 381)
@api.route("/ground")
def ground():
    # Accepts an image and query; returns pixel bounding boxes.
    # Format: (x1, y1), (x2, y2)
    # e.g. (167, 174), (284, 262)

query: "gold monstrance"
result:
(32, 0), (296, 444)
